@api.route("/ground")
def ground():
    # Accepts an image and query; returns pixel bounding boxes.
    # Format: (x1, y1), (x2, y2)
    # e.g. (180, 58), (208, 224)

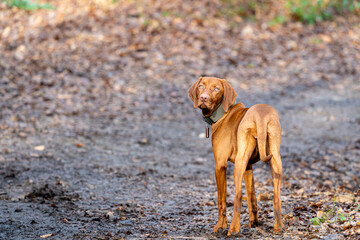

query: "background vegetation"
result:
(3, 0), (360, 24)
(0, 0), (359, 239)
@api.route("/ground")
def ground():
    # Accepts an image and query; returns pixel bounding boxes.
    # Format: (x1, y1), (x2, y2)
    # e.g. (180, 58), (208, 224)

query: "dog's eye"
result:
(214, 87), (220, 91)
(199, 85), (204, 89)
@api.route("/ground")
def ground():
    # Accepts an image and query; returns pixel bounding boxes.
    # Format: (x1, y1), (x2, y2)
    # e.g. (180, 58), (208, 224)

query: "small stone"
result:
(18, 132), (27, 138)
(106, 211), (116, 220)
(198, 133), (205, 139)
(138, 138), (149, 145)
(85, 210), (94, 217)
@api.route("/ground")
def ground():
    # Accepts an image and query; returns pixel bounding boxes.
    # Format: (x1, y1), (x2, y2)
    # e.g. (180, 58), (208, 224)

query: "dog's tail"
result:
(257, 120), (272, 162)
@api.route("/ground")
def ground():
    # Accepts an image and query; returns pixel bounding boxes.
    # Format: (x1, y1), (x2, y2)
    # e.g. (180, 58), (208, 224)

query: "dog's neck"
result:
(202, 102), (226, 125)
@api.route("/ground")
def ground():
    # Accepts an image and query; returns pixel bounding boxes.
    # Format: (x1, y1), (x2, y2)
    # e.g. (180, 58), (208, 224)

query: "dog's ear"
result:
(221, 79), (237, 112)
(188, 77), (202, 108)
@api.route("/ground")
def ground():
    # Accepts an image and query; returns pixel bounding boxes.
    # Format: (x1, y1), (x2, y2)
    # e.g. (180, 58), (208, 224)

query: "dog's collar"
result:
(202, 102), (226, 125)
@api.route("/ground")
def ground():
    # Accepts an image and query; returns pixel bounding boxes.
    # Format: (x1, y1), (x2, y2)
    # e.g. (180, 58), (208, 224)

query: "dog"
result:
(188, 77), (284, 235)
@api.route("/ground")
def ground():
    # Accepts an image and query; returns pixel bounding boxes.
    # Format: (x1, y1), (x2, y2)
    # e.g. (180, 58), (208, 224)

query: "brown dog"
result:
(188, 77), (284, 235)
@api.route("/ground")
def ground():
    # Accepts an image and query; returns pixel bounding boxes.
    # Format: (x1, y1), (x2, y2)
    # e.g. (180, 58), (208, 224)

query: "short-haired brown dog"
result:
(188, 77), (285, 235)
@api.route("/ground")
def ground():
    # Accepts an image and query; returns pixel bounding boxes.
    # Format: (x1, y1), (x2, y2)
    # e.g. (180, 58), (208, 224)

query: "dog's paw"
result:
(227, 222), (240, 236)
(213, 219), (227, 233)
(247, 219), (259, 228)
(273, 223), (286, 234)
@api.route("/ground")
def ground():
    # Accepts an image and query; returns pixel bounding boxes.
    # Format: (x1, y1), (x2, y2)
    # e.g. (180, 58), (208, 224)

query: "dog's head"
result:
(188, 77), (237, 117)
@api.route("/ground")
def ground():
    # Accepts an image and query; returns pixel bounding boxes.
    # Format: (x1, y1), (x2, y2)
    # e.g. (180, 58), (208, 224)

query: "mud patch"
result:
(25, 182), (76, 203)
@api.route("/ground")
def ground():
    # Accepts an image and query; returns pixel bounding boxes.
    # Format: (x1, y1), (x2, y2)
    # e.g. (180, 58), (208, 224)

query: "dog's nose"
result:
(200, 93), (209, 102)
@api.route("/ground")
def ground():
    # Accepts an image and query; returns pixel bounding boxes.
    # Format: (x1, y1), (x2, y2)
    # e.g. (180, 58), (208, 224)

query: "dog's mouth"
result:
(200, 107), (212, 117)
(199, 102), (208, 109)
(198, 101), (217, 117)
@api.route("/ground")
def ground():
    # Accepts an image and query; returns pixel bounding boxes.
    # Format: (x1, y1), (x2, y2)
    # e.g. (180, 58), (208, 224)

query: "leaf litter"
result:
(0, 0), (359, 239)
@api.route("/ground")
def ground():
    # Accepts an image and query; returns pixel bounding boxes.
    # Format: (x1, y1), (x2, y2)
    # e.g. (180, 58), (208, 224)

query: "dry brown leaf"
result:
(335, 194), (355, 204)
(257, 193), (271, 202)
(310, 201), (322, 208)
(75, 143), (84, 148)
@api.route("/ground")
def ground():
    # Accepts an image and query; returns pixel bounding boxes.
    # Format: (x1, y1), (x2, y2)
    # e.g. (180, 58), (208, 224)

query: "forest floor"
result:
(0, 0), (360, 239)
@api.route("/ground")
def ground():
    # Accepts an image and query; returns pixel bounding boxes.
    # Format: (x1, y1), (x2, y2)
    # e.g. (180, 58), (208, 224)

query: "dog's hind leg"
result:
(228, 132), (256, 236)
(244, 164), (259, 227)
(268, 120), (285, 233)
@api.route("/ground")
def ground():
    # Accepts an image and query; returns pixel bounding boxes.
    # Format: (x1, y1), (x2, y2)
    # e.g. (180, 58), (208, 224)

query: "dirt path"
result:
(1, 1), (360, 239)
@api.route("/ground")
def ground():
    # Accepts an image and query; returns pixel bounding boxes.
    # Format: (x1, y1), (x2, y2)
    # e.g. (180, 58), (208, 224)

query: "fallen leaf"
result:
(335, 194), (354, 204)
(257, 193), (271, 202)
(34, 145), (45, 151)
(343, 222), (354, 231)
(40, 233), (54, 238)
(205, 201), (214, 206)
(310, 202), (322, 208)
(75, 143), (84, 148)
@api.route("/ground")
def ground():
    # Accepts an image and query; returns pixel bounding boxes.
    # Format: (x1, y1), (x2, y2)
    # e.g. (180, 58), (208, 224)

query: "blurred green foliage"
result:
(287, 0), (333, 24)
(2, 0), (55, 10)
(288, 0), (360, 24)
(221, 0), (360, 24)
(220, 0), (257, 20)
(268, 15), (286, 26)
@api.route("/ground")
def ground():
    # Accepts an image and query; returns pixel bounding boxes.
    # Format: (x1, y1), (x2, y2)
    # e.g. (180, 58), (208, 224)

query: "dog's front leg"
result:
(213, 161), (227, 233)
(228, 159), (247, 235)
